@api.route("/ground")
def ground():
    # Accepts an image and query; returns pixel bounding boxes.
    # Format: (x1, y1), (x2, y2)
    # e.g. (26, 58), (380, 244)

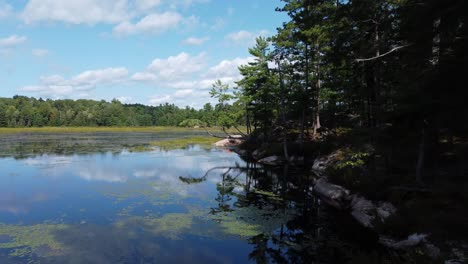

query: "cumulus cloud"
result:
(21, 0), (132, 25)
(19, 67), (129, 98)
(0, 1), (13, 19)
(174, 89), (193, 98)
(141, 55), (254, 107)
(116, 96), (133, 103)
(131, 72), (158, 82)
(168, 0), (210, 9)
(132, 52), (206, 83)
(226, 30), (254, 42)
(225, 30), (269, 46)
(183, 36), (209, 45)
(113, 12), (182, 36)
(20, 50), (253, 108)
(205, 57), (254, 80)
(32, 48), (49, 57)
(149, 95), (172, 105)
(132, 52), (248, 95)
(0, 35), (27, 47)
(135, 0), (161, 10)
(148, 52), (205, 79)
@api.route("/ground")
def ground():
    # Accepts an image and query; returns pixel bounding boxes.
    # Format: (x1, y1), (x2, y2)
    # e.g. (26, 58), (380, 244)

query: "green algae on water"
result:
(0, 223), (68, 257)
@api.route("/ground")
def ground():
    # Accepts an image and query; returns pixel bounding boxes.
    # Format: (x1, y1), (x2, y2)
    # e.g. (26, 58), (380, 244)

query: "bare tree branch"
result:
(204, 128), (226, 139)
(355, 44), (411, 62)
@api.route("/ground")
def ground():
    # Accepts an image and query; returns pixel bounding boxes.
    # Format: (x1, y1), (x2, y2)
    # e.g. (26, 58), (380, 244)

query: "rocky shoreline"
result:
(214, 136), (467, 263)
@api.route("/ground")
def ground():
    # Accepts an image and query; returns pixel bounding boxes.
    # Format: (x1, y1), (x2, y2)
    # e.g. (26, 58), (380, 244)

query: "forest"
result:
(0, 96), (222, 127)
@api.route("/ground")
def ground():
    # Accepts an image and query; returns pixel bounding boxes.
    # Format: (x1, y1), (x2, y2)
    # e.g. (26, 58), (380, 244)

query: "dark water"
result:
(0, 133), (396, 264)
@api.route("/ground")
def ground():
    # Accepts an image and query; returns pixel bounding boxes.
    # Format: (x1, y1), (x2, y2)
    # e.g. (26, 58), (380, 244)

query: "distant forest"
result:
(0, 96), (223, 127)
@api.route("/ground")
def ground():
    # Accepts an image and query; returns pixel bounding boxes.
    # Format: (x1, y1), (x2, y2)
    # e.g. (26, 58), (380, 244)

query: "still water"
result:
(0, 132), (391, 263)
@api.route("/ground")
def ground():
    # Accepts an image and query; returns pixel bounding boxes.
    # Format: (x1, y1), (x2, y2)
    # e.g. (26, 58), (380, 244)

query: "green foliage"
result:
(335, 152), (370, 170)
(0, 97), (229, 128)
(178, 119), (206, 128)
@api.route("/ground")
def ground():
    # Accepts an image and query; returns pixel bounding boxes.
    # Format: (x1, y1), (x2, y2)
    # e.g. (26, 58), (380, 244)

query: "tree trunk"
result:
(416, 122), (427, 185)
(277, 56), (290, 161)
(313, 56), (322, 136)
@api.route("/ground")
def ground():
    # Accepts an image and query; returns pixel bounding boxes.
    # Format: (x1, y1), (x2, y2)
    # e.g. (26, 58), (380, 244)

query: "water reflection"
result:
(0, 133), (405, 263)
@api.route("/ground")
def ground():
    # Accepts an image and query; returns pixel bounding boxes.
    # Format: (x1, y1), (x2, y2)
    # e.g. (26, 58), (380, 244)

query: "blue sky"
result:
(0, 0), (287, 108)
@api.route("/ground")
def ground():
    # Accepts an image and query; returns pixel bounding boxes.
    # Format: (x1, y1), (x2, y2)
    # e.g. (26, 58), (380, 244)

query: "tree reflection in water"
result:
(180, 161), (401, 264)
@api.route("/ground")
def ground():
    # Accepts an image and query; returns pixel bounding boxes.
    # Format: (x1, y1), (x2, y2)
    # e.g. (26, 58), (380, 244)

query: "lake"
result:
(0, 132), (393, 263)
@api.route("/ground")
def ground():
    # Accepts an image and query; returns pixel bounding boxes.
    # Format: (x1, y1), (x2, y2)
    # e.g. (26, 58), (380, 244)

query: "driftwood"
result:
(311, 177), (442, 258)
(312, 178), (396, 229)
(313, 178), (350, 209)
(257, 156), (285, 166)
(214, 138), (244, 147)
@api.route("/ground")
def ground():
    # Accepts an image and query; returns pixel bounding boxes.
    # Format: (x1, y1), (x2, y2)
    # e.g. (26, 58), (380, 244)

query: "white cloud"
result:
(21, 85), (74, 97)
(225, 30), (269, 46)
(141, 56), (254, 107)
(32, 49), (49, 57)
(131, 72), (158, 82)
(205, 57), (254, 79)
(174, 89), (193, 98)
(132, 54), (253, 108)
(226, 30), (254, 42)
(19, 67), (129, 98)
(135, 0), (161, 10)
(183, 36), (209, 45)
(141, 52), (206, 81)
(21, 0), (131, 24)
(148, 90), (211, 108)
(116, 96), (133, 103)
(0, 1), (13, 19)
(168, 0), (210, 9)
(0, 35), (27, 47)
(72, 67), (128, 88)
(113, 12), (182, 36)
(149, 95), (171, 105)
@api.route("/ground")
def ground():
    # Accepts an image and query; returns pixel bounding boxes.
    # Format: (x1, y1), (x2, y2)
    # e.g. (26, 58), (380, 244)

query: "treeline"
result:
(0, 96), (221, 127)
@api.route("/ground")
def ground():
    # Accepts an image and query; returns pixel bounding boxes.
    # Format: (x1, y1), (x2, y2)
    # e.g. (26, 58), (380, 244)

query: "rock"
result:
(214, 138), (243, 147)
(347, 195), (397, 228)
(424, 243), (441, 259)
(380, 234), (441, 259)
(376, 202), (397, 220)
(289, 156), (304, 165)
(379, 234), (428, 249)
(313, 178), (350, 209)
(258, 156), (285, 166)
(311, 151), (341, 175)
(445, 245), (468, 264)
(349, 194), (377, 228)
(252, 149), (267, 160)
